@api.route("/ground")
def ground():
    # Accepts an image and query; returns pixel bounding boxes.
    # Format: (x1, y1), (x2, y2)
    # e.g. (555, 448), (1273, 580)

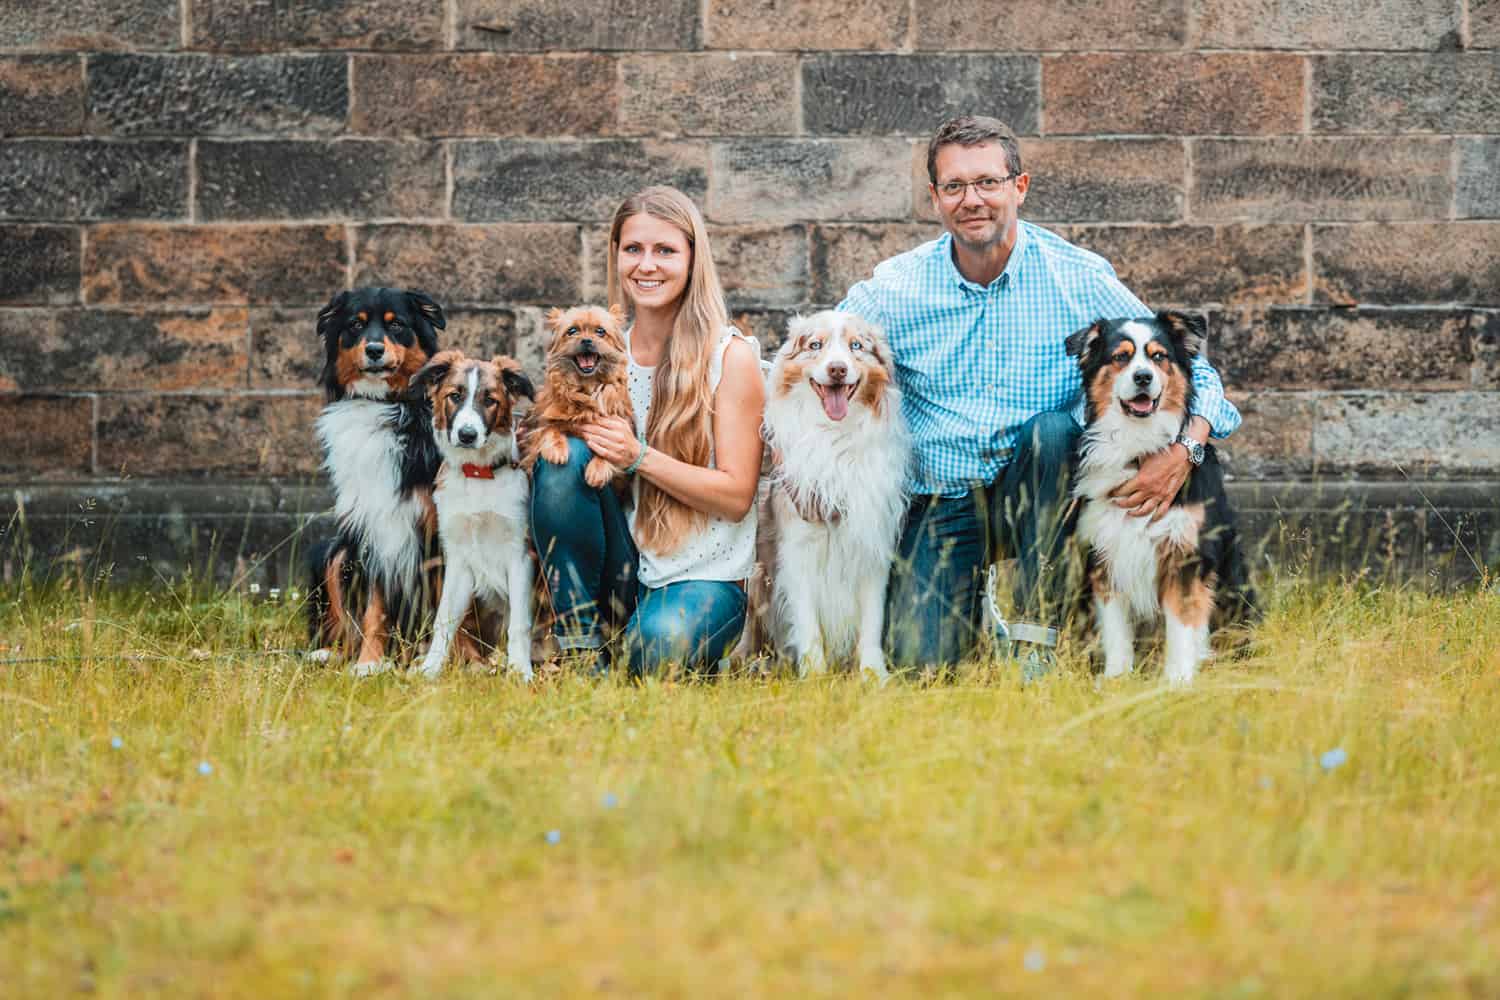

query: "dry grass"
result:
(2, 573), (1498, 997)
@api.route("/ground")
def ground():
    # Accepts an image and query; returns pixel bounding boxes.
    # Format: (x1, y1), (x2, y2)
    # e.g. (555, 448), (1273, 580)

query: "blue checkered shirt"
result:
(839, 222), (1242, 497)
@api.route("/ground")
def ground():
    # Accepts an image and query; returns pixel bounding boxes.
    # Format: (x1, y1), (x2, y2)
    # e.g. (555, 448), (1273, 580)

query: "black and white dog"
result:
(1066, 311), (1254, 685)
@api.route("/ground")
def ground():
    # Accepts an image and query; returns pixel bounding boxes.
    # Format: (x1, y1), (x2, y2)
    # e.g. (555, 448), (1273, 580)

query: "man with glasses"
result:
(838, 115), (1241, 676)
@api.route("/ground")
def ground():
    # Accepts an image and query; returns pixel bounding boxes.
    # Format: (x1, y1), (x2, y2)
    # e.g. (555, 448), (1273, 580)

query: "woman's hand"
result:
(581, 416), (641, 468)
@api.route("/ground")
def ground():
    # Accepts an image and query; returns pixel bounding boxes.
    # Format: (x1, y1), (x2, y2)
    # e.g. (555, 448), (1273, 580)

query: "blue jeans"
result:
(885, 411), (1082, 670)
(529, 437), (747, 677)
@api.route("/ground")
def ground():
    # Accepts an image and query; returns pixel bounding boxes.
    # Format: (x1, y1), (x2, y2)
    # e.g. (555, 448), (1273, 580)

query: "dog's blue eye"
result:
(808, 340), (822, 351)
(850, 340), (863, 351)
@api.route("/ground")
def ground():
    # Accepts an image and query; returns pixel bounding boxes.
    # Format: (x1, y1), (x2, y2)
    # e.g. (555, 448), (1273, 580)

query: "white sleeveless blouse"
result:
(626, 327), (760, 588)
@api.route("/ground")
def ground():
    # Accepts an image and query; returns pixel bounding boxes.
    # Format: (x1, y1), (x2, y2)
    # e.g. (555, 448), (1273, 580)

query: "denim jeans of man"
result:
(885, 411), (1082, 671)
(529, 437), (746, 676)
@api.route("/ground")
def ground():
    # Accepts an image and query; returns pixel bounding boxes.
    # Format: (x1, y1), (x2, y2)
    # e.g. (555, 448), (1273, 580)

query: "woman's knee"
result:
(530, 436), (596, 510)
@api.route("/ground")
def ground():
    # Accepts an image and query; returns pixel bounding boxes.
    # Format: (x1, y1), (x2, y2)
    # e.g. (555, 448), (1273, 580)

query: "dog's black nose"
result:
(1132, 369), (1153, 387)
(579, 338), (594, 352)
(827, 362), (848, 382)
(457, 427), (478, 446)
(365, 341), (385, 361)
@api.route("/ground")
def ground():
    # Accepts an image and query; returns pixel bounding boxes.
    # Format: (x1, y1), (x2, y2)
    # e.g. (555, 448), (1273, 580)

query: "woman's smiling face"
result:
(616, 212), (692, 312)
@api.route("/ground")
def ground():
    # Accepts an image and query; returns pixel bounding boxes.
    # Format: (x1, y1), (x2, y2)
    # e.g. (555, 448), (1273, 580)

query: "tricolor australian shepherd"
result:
(306, 286), (445, 676)
(410, 350), (537, 680)
(759, 311), (910, 681)
(1066, 311), (1253, 685)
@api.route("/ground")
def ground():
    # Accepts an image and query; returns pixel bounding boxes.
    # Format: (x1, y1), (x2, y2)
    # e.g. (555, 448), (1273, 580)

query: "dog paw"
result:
(539, 435), (569, 466)
(797, 650), (828, 678)
(583, 457), (614, 489)
(413, 658), (444, 680)
(348, 659), (395, 679)
(305, 648), (334, 664)
(859, 658), (890, 686)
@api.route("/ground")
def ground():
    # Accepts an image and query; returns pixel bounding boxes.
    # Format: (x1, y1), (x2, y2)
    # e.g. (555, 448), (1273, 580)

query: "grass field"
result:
(2, 569), (1498, 997)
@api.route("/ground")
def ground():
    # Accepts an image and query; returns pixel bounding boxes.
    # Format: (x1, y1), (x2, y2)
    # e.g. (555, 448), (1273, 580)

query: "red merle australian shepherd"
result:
(306, 286), (446, 676)
(1066, 311), (1254, 686)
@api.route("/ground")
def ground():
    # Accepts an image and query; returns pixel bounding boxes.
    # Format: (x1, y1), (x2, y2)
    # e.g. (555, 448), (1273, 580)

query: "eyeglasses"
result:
(935, 174), (1020, 201)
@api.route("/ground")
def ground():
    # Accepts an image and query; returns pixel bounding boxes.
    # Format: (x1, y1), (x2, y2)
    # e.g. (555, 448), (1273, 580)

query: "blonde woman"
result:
(530, 186), (766, 677)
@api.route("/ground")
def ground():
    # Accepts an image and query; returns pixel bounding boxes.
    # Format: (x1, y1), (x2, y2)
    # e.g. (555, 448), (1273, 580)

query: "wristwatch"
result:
(1173, 433), (1205, 467)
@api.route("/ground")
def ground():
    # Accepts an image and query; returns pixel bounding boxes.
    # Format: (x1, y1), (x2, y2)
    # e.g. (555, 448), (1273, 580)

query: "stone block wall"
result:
(1, 1), (1498, 578)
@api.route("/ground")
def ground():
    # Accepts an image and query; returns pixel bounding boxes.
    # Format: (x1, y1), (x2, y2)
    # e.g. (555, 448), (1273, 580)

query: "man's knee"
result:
(1017, 411), (1080, 462)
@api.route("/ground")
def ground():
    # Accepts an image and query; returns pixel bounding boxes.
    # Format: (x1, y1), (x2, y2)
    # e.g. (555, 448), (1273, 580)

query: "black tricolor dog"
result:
(1066, 311), (1254, 685)
(306, 287), (446, 675)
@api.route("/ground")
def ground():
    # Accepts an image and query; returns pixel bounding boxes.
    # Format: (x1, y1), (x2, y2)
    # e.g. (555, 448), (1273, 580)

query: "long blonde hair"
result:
(606, 186), (729, 555)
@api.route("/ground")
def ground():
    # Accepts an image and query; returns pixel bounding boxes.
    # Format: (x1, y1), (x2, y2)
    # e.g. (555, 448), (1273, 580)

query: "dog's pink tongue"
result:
(822, 385), (851, 421)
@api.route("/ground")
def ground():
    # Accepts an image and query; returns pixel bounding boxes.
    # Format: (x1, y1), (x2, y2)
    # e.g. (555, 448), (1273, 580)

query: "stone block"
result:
(804, 54), (1038, 137)
(191, 0), (443, 51)
(1210, 308), (1473, 391)
(809, 223), (942, 303)
(84, 225), (345, 306)
(448, 307), (550, 374)
(2, 0), (177, 51)
(248, 306), (322, 389)
(706, 0), (907, 50)
(457, 0), (698, 51)
(96, 394), (324, 478)
(353, 224), (582, 306)
(915, 0), (1183, 51)
(0, 225), (80, 305)
(197, 140), (444, 221)
(87, 54), (347, 137)
(1313, 223), (1500, 307)
(0, 56), (84, 136)
(728, 309), (798, 353)
(1191, 138), (1452, 223)
(1217, 391), (1317, 477)
(0, 308), (250, 391)
(1471, 311), (1500, 388)
(1314, 393), (1500, 476)
(0, 395), (93, 479)
(1020, 139), (1185, 223)
(1476, 0), (1500, 49)
(712, 225), (808, 309)
(1457, 139), (1500, 219)
(1044, 54), (1302, 135)
(452, 140), (706, 223)
(1065, 224), (1305, 307)
(619, 54), (797, 137)
(1193, 0), (1458, 50)
(1313, 54), (1500, 134)
(709, 139), (912, 223)
(351, 54), (616, 138)
(0, 140), (186, 221)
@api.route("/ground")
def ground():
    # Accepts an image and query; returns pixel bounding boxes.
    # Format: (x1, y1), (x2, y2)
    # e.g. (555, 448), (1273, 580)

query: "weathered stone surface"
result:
(1192, 138), (1452, 223)
(1219, 392), (1317, 477)
(619, 54), (797, 137)
(191, 0), (443, 51)
(0, 395), (93, 479)
(0, 309), (250, 391)
(1472, 312), (1500, 388)
(2, 0), (177, 51)
(706, 0), (907, 50)
(1020, 139), (1185, 223)
(0, 56), (84, 136)
(197, 140), (444, 221)
(1314, 224), (1500, 307)
(453, 140), (706, 222)
(1457, 139), (1500, 219)
(1065, 224), (1305, 307)
(352, 55), (616, 138)
(87, 54), (347, 136)
(442, 310), (530, 361)
(1315, 393), (1500, 476)
(0, 140), (186, 221)
(1476, 0), (1500, 49)
(1210, 308), (1473, 391)
(84, 225), (345, 306)
(809, 223), (941, 303)
(915, 0), (1183, 50)
(1193, 0), (1458, 50)
(1045, 54), (1302, 135)
(458, 0), (698, 51)
(578, 225), (613, 302)
(804, 54), (1038, 137)
(728, 309), (798, 353)
(353, 224), (582, 305)
(1313, 54), (1500, 133)
(710, 140), (912, 223)
(712, 226), (808, 309)
(0, 226), (80, 305)
(248, 306), (322, 389)
(96, 394), (324, 478)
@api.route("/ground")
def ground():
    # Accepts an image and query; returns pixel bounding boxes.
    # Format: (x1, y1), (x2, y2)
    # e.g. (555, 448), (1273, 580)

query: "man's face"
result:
(929, 141), (1029, 255)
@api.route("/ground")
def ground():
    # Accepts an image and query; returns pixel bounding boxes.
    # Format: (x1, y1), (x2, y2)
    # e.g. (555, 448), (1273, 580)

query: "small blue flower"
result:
(602, 792), (619, 809)
(1024, 948), (1045, 972)
(1320, 747), (1348, 771)
(109, 736), (123, 750)
(545, 830), (561, 845)
(197, 761), (213, 776)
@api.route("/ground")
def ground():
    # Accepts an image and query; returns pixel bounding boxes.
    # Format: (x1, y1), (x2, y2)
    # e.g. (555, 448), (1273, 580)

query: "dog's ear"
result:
(1156, 310), (1206, 360)
(494, 356), (536, 401)
(405, 289), (446, 331)
(316, 290), (349, 344)
(545, 306), (564, 330)
(412, 350), (460, 394)
(607, 302), (625, 325)
(1064, 320), (1105, 362)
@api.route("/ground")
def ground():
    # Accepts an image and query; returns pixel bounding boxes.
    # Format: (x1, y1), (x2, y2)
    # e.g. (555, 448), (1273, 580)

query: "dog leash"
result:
(983, 564), (1059, 647)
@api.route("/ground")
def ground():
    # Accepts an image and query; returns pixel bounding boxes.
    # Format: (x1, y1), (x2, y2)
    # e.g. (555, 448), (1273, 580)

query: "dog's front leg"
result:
(777, 556), (826, 677)
(1096, 593), (1134, 678)
(350, 587), (395, 677)
(1162, 576), (1212, 687)
(505, 554), (536, 681)
(854, 573), (889, 684)
(417, 563), (472, 679)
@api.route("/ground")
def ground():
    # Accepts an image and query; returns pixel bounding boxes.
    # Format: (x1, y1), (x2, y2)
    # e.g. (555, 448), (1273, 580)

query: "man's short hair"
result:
(926, 116), (1023, 185)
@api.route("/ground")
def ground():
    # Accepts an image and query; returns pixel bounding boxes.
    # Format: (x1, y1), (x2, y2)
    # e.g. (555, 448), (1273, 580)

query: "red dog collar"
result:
(461, 463), (495, 480)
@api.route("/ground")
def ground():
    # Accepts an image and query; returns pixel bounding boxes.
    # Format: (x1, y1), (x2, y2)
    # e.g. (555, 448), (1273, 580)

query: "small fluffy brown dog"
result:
(524, 304), (634, 488)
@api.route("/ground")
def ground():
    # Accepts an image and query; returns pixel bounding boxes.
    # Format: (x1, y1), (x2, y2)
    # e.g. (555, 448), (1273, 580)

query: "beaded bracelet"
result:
(623, 438), (649, 476)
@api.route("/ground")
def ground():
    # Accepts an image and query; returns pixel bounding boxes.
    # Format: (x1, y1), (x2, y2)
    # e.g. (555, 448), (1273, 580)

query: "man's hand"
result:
(1111, 446), (1190, 520)
(580, 416), (641, 468)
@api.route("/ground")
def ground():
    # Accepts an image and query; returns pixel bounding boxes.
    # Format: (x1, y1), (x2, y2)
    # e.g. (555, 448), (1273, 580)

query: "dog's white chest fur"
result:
(318, 399), (425, 589)
(432, 467), (529, 599)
